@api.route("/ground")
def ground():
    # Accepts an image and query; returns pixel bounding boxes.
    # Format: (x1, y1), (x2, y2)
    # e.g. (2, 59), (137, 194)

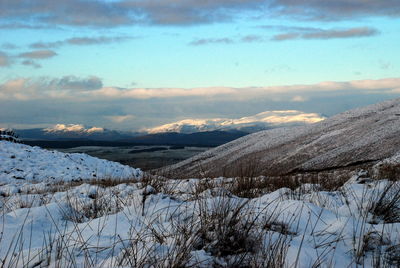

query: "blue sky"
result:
(0, 0), (399, 130)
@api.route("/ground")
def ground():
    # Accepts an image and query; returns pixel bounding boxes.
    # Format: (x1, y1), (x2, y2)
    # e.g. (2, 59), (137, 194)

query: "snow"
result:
(1, 129), (400, 267)
(0, 173), (399, 267)
(0, 141), (142, 183)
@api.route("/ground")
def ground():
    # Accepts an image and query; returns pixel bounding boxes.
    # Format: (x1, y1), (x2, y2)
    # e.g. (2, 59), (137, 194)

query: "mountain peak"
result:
(44, 124), (104, 133)
(144, 110), (325, 134)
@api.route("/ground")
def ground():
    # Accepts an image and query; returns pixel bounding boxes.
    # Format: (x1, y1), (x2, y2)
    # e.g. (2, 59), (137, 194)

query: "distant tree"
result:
(0, 129), (20, 143)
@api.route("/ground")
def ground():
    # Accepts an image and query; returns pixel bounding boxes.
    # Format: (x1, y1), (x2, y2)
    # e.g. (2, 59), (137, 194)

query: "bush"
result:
(0, 129), (20, 143)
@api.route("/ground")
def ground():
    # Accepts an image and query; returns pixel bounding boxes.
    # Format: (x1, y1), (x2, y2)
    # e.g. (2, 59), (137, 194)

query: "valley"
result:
(56, 145), (211, 170)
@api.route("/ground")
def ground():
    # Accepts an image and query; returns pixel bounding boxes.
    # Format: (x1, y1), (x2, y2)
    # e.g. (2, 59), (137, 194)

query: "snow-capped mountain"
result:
(44, 124), (105, 134)
(17, 124), (137, 141)
(145, 110), (325, 134)
(13, 111), (325, 144)
(164, 98), (400, 178)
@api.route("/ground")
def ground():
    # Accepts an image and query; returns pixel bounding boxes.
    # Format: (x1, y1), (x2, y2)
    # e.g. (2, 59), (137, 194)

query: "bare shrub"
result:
(191, 178), (220, 197)
(87, 177), (138, 187)
(197, 198), (258, 258)
(374, 163), (400, 181)
(369, 182), (400, 223)
(384, 244), (400, 266)
(118, 209), (200, 267)
(228, 176), (270, 198)
(60, 190), (122, 223)
(0, 129), (20, 143)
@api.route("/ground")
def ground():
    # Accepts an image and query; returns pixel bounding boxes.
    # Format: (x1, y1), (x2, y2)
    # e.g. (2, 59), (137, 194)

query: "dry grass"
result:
(369, 182), (400, 223)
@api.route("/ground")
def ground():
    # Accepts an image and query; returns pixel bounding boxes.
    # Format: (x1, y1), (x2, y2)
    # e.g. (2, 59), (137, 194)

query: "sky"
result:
(0, 0), (399, 131)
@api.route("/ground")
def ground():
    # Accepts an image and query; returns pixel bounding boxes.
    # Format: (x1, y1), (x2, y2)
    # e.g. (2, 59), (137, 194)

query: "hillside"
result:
(163, 98), (400, 178)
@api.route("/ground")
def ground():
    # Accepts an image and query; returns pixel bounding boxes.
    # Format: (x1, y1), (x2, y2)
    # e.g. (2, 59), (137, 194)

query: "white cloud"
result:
(1, 76), (399, 105)
(105, 115), (136, 123)
(87, 78), (400, 100)
(291, 95), (308, 102)
(1, 77), (400, 101)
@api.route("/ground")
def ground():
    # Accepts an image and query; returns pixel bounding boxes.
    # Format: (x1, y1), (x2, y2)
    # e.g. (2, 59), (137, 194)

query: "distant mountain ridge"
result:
(144, 110), (325, 134)
(17, 126), (136, 141)
(21, 130), (248, 148)
(14, 110), (324, 148)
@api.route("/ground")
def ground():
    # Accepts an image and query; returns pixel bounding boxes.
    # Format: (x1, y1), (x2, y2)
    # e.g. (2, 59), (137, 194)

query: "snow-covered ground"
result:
(1, 141), (399, 267)
(0, 141), (142, 184)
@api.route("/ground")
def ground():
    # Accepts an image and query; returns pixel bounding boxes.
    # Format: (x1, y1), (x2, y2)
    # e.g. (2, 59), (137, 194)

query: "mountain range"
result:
(13, 110), (325, 148)
(144, 110), (325, 134)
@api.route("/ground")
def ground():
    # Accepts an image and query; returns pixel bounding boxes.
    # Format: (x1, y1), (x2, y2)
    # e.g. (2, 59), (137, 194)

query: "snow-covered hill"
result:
(145, 110), (325, 134)
(164, 98), (400, 178)
(0, 141), (142, 184)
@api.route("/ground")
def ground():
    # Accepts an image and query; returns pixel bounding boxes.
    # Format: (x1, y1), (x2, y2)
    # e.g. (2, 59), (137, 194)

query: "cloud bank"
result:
(1, 77), (400, 101)
(1, 76), (399, 131)
(1, 0), (399, 28)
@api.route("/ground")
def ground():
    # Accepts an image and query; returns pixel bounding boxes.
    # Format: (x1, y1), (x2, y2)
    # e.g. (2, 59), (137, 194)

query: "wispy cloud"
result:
(1, 43), (18, 49)
(189, 38), (234, 46)
(379, 61), (393, 70)
(0, 51), (11, 67)
(0, 23), (51, 29)
(105, 115), (136, 123)
(18, 50), (57, 59)
(240, 35), (264, 43)
(52, 76), (103, 90)
(30, 36), (132, 49)
(271, 27), (379, 41)
(21, 60), (41, 69)
(190, 26), (377, 46)
(189, 35), (267, 46)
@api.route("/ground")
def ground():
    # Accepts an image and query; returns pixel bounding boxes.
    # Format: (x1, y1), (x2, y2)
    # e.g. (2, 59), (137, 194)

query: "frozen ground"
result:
(1, 141), (400, 267)
(0, 141), (142, 183)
